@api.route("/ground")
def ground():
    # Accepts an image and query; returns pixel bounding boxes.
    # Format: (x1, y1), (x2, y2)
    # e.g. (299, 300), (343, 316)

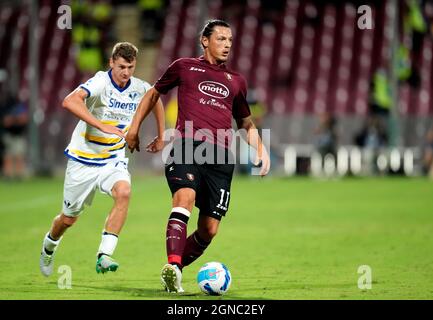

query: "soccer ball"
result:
(197, 262), (232, 295)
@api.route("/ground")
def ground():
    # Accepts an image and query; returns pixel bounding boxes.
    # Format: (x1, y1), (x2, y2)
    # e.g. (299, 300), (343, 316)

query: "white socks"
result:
(43, 232), (62, 253)
(44, 231), (118, 257)
(97, 232), (118, 257)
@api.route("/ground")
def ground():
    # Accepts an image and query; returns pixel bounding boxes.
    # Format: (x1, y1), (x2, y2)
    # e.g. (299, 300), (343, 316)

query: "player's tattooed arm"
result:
(236, 116), (270, 176)
(62, 88), (124, 138)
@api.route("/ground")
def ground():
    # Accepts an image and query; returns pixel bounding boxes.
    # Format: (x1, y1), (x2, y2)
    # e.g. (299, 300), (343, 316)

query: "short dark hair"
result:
(200, 19), (230, 48)
(111, 42), (138, 63)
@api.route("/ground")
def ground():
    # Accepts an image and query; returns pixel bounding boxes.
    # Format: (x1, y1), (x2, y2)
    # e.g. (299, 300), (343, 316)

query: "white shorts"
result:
(62, 158), (131, 217)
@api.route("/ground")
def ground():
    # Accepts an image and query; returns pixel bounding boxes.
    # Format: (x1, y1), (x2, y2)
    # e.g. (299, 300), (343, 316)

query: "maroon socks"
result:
(166, 207), (191, 267)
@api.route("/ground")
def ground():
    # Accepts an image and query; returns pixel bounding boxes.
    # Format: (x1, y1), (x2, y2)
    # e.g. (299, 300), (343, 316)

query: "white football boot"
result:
(39, 245), (55, 277)
(39, 233), (62, 277)
(161, 264), (184, 293)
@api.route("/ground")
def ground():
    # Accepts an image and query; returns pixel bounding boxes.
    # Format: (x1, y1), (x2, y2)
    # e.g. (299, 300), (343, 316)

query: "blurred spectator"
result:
(422, 126), (433, 177)
(397, 41), (421, 88)
(1, 94), (28, 180)
(403, 0), (427, 88)
(396, 43), (412, 82)
(138, 0), (165, 43)
(367, 68), (392, 148)
(354, 115), (388, 174)
(404, 0), (427, 54)
(91, 0), (112, 23)
(354, 115), (388, 149)
(74, 22), (104, 74)
(314, 112), (338, 159)
(369, 68), (392, 116)
(71, 0), (113, 75)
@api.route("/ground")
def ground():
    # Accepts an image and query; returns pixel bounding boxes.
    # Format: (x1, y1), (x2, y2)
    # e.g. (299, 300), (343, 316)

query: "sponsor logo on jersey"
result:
(199, 98), (227, 110)
(198, 81), (230, 99)
(108, 98), (138, 111)
(190, 66), (205, 73)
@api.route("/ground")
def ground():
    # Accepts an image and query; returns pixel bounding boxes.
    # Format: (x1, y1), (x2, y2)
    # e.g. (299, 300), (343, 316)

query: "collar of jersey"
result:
(108, 69), (131, 92)
(198, 56), (226, 69)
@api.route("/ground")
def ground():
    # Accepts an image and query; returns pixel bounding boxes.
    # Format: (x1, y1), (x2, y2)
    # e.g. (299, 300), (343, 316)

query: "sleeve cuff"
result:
(79, 86), (91, 97)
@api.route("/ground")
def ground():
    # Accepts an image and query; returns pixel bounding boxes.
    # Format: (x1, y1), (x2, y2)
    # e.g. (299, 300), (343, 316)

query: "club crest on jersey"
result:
(128, 91), (139, 101)
(186, 173), (195, 181)
(224, 72), (233, 81)
(198, 81), (230, 99)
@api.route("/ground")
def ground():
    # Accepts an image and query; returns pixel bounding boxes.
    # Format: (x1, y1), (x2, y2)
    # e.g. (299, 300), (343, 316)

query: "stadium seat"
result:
(2, 0), (433, 168)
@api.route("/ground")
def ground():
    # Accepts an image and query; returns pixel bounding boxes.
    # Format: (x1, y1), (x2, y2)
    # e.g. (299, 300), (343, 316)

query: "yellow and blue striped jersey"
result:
(64, 70), (151, 166)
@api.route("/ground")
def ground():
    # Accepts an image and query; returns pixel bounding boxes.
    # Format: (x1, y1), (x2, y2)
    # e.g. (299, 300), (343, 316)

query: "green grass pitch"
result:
(0, 175), (432, 300)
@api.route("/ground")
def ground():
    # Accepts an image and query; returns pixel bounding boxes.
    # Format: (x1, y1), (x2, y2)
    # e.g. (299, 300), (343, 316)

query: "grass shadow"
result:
(71, 283), (271, 300)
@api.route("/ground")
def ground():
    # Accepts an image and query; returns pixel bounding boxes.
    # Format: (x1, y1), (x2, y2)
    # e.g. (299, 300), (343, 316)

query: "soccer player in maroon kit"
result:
(126, 20), (270, 293)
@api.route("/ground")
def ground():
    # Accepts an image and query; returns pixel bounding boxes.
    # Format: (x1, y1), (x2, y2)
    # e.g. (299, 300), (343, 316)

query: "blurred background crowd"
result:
(1, 0), (433, 179)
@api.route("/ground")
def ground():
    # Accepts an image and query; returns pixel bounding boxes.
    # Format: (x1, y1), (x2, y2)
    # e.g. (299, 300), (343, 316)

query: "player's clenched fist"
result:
(126, 131), (140, 153)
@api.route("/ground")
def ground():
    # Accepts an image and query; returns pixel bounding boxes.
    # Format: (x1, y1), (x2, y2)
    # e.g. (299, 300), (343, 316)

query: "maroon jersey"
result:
(154, 56), (251, 148)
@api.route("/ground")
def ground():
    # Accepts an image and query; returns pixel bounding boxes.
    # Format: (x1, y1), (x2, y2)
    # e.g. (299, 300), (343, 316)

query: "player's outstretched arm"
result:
(62, 88), (124, 137)
(126, 87), (161, 153)
(146, 98), (165, 153)
(236, 116), (271, 176)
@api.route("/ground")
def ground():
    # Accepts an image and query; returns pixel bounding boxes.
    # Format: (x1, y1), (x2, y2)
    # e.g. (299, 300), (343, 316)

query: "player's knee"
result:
(173, 188), (196, 208)
(199, 224), (219, 241)
(113, 184), (131, 201)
